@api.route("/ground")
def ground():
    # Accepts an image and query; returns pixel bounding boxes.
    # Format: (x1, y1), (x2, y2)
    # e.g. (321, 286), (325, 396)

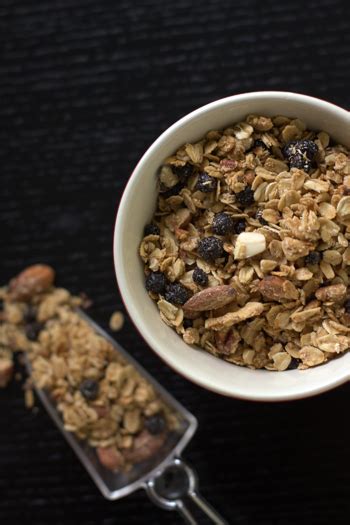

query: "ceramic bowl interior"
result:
(114, 91), (350, 401)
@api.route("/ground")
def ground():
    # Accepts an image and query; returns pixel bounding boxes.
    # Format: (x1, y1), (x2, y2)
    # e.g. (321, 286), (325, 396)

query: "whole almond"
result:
(183, 285), (236, 313)
(315, 283), (347, 302)
(258, 276), (298, 302)
(124, 430), (165, 463)
(97, 446), (125, 471)
(9, 264), (55, 301)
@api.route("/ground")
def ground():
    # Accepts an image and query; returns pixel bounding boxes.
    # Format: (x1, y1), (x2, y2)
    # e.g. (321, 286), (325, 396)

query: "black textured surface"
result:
(1, 1), (350, 524)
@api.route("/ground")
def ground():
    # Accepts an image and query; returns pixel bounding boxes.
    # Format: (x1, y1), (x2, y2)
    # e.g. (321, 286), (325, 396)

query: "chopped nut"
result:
(234, 232), (266, 259)
(258, 276), (299, 302)
(315, 284), (347, 302)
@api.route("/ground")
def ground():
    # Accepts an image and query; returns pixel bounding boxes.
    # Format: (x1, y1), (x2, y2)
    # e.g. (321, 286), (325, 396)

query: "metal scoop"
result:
(26, 311), (228, 525)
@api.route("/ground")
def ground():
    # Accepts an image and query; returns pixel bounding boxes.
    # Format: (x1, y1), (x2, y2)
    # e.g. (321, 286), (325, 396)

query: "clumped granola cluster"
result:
(139, 115), (350, 371)
(0, 265), (176, 472)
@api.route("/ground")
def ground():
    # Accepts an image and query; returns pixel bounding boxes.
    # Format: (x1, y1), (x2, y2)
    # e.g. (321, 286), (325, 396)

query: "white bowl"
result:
(114, 91), (350, 401)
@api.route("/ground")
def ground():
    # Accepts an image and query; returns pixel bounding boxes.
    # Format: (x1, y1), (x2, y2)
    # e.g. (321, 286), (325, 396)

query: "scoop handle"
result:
(145, 457), (228, 525)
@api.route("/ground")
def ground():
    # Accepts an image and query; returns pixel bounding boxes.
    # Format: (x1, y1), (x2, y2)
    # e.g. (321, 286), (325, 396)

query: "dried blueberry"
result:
(165, 283), (191, 305)
(255, 209), (268, 225)
(304, 251), (322, 265)
(24, 305), (37, 323)
(160, 181), (184, 198)
(235, 187), (255, 206)
(0, 298), (3, 311)
(173, 163), (194, 181)
(287, 358), (299, 370)
(192, 267), (209, 286)
(254, 139), (270, 150)
(183, 318), (193, 329)
(195, 172), (217, 193)
(212, 213), (235, 235)
(283, 140), (318, 173)
(79, 379), (99, 401)
(197, 237), (224, 261)
(26, 322), (43, 341)
(344, 299), (350, 314)
(145, 413), (166, 435)
(145, 272), (167, 294)
(144, 223), (160, 236)
(233, 219), (246, 234)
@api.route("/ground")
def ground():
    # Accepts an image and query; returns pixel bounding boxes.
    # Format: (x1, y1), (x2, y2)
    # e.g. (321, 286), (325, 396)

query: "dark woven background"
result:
(1, 1), (350, 524)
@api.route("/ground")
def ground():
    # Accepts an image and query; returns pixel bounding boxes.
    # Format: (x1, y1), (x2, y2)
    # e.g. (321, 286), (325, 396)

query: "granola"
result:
(0, 265), (177, 471)
(109, 310), (125, 331)
(139, 115), (350, 371)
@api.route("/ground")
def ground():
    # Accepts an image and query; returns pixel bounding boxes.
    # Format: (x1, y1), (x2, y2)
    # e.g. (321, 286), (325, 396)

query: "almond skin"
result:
(123, 430), (165, 463)
(183, 285), (236, 313)
(258, 276), (299, 302)
(97, 446), (125, 471)
(8, 264), (55, 301)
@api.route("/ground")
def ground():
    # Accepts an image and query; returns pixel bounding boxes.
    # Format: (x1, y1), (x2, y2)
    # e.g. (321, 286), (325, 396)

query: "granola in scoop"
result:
(0, 265), (177, 471)
(139, 115), (350, 371)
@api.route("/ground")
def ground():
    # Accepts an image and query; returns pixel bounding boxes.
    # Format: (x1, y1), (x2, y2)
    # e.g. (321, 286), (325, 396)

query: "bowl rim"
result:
(114, 90), (350, 401)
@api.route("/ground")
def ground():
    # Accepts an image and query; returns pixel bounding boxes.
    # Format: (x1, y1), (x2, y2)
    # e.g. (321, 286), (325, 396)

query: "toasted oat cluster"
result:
(0, 265), (176, 471)
(139, 115), (350, 371)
